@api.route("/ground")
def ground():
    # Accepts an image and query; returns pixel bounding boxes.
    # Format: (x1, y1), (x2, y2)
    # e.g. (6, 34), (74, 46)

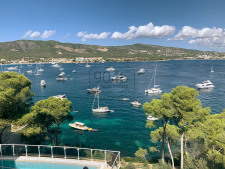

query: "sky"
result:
(1, 0), (225, 51)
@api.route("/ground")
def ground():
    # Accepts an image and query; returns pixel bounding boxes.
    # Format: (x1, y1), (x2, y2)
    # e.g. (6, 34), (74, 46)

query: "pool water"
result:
(0, 160), (98, 169)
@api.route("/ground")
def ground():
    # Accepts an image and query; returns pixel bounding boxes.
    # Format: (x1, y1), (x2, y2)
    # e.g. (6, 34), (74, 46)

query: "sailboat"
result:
(211, 65), (214, 73)
(145, 65), (162, 94)
(92, 88), (111, 113)
(85, 61), (90, 68)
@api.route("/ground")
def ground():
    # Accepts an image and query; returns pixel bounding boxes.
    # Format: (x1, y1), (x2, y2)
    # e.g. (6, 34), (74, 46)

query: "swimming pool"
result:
(0, 160), (99, 169)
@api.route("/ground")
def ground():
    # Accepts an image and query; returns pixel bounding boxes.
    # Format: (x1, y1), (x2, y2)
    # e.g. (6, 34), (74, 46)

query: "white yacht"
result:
(56, 72), (67, 81)
(92, 89), (111, 113)
(130, 101), (141, 107)
(196, 80), (214, 89)
(51, 64), (60, 68)
(69, 122), (89, 131)
(122, 98), (129, 101)
(40, 80), (46, 87)
(59, 67), (64, 71)
(147, 115), (159, 121)
(138, 68), (145, 74)
(72, 70), (76, 73)
(111, 75), (127, 81)
(53, 94), (66, 99)
(145, 65), (162, 94)
(106, 67), (115, 71)
(26, 70), (32, 73)
(7, 66), (18, 71)
(87, 87), (101, 93)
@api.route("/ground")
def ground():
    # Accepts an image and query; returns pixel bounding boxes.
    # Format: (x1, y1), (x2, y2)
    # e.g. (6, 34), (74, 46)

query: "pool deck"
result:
(0, 156), (112, 169)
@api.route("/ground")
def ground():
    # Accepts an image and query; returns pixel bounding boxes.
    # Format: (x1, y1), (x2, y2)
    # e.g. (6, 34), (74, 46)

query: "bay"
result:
(7, 60), (225, 156)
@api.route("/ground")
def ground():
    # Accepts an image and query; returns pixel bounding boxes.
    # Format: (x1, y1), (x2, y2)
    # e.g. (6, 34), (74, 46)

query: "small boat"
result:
(145, 65), (162, 94)
(27, 64), (32, 67)
(196, 80), (214, 89)
(87, 87), (101, 93)
(138, 68), (145, 74)
(106, 67), (115, 71)
(130, 101), (141, 107)
(26, 70), (32, 73)
(59, 67), (64, 71)
(51, 64), (60, 68)
(147, 115), (159, 121)
(53, 94), (66, 99)
(85, 62), (91, 68)
(111, 75), (127, 81)
(211, 65), (214, 73)
(7, 66), (18, 71)
(56, 72), (67, 81)
(72, 70), (76, 73)
(69, 122), (89, 130)
(122, 98), (129, 101)
(40, 80), (46, 87)
(92, 89), (111, 113)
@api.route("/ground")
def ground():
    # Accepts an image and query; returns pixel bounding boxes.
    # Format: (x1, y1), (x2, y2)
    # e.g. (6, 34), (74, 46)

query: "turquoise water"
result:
(6, 60), (225, 156)
(0, 160), (98, 169)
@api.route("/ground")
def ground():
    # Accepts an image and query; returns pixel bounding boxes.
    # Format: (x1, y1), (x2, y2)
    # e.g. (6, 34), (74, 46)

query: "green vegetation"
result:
(0, 72), (33, 143)
(139, 86), (225, 169)
(19, 97), (73, 145)
(0, 40), (225, 61)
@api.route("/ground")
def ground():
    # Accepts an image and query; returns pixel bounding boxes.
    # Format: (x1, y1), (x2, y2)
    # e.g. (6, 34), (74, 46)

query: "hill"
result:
(0, 40), (224, 62)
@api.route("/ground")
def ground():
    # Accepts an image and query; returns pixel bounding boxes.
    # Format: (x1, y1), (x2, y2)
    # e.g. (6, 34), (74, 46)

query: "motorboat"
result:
(145, 65), (162, 94)
(87, 87), (101, 93)
(53, 94), (66, 99)
(7, 66), (18, 71)
(122, 98), (129, 101)
(92, 89), (111, 113)
(72, 70), (76, 73)
(147, 115), (159, 121)
(69, 122), (89, 130)
(59, 67), (64, 71)
(26, 70), (32, 73)
(56, 72), (67, 81)
(106, 67), (115, 71)
(40, 80), (46, 87)
(111, 75), (127, 81)
(138, 68), (145, 74)
(130, 101), (141, 107)
(51, 64), (60, 68)
(196, 80), (214, 89)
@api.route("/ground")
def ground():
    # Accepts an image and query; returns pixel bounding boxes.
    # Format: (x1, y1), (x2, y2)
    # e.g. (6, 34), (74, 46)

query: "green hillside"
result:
(0, 40), (224, 61)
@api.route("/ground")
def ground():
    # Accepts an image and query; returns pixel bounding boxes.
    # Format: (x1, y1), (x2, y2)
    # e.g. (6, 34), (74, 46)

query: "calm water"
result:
(5, 60), (225, 156)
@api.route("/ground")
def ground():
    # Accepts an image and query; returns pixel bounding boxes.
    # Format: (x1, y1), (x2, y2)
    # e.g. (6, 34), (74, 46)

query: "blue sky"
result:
(1, 0), (225, 51)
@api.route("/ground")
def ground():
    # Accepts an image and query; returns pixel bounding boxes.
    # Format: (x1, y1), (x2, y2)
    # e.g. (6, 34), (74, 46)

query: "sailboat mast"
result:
(154, 65), (157, 87)
(98, 90), (100, 108)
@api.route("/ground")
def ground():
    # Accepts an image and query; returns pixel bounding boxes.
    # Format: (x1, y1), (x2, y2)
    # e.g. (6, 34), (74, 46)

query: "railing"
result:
(0, 144), (120, 169)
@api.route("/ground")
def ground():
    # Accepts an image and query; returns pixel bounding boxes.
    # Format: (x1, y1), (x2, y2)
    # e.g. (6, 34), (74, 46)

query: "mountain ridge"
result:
(0, 40), (224, 61)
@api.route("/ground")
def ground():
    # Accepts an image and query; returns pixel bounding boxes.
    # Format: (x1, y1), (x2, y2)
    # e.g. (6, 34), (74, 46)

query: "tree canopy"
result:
(19, 97), (73, 145)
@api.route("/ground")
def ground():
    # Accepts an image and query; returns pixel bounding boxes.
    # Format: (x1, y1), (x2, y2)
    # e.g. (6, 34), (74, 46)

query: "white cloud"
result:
(172, 26), (225, 48)
(64, 33), (71, 38)
(41, 30), (56, 39)
(111, 22), (175, 40)
(22, 30), (32, 38)
(30, 31), (41, 38)
(173, 26), (223, 40)
(77, 31), (110, 41)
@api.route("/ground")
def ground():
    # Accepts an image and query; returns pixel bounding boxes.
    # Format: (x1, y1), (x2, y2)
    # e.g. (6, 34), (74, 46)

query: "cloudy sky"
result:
(1, 0), (225, 51)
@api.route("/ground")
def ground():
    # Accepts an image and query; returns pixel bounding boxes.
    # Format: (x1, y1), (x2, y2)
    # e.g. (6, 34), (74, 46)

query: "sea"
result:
(3, 60), (225, 156)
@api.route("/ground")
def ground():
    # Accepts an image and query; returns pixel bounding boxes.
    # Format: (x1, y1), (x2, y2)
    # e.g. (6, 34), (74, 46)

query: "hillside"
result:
(0, 40), (224, 62)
